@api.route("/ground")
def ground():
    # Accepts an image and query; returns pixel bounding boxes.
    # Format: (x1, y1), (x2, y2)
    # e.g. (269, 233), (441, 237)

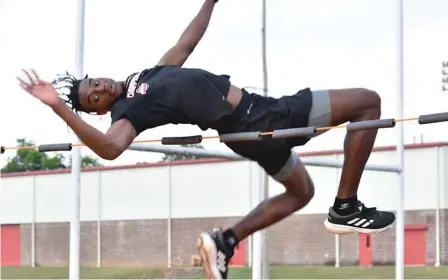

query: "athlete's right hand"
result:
(18, 69), (61, 108)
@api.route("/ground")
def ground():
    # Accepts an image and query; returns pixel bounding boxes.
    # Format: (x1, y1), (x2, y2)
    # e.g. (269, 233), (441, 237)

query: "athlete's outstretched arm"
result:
(52, 105), (136, 160)
(18, 69), (136, 160)
(157, 0), (217, 67)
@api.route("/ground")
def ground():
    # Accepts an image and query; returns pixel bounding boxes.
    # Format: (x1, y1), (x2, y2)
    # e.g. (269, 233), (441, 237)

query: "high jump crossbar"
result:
(1, 112), (447, 156)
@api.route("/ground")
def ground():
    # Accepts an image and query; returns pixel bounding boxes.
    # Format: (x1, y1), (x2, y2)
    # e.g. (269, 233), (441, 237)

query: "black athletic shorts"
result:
(214, 88), (313, 176)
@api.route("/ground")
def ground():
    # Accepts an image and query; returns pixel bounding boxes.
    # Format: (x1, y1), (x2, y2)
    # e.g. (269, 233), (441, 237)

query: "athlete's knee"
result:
(360, 88), (381, 119)
(300, 173), (315, 204)
(273, 152), (315, 204)
(304, 173), (315, 200)
(293, 173), (314, 207)
(284, 174), (314, 211)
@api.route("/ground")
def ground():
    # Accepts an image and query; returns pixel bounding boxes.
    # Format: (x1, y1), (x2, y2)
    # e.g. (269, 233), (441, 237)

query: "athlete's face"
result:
(78, 77), (123, 114)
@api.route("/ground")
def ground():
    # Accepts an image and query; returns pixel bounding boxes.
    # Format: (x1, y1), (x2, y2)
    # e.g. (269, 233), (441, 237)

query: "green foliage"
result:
(1, 138), (103, 173)
(77, 155), (102, 168)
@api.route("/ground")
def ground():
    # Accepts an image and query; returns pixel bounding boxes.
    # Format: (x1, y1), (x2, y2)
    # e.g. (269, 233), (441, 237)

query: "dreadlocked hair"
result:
(52, 71), (88, 113)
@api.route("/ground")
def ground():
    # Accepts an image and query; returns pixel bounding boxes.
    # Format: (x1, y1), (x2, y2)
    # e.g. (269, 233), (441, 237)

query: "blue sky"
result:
(1, 0), (448, 167)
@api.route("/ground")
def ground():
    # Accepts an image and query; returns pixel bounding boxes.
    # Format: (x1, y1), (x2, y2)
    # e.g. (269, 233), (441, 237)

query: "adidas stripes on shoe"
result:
(324, 202), (395, 235)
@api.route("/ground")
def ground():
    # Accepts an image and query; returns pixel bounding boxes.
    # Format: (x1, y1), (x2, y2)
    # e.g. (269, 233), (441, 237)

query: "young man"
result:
(18, 0), (395, 278)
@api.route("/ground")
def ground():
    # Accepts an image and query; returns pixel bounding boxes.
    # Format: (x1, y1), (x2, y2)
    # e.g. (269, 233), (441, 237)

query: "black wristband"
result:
(213, 0), (218, 3)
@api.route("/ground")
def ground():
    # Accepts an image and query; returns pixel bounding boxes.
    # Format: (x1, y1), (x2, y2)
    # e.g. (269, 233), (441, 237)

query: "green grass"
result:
(1, 265), (447, 279)
(220, 266), (448, 279)
(0, 266), (169, 279)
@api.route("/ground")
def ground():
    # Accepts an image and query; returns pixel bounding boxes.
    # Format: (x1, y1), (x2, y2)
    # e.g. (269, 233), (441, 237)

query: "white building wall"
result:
(0, 175), (34, 224)
(1, 145), (447, 224)
(101, 166), (169, 221)
(170, 161), (253, 219)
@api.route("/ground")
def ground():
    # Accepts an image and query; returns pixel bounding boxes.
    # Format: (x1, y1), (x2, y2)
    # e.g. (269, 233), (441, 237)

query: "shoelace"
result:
(359, 202), (380, 219)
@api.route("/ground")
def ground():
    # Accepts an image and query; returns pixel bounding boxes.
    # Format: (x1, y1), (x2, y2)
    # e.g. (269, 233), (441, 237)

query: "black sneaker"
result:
(324, 201), (395, 234)
(196, 230), (234, 279)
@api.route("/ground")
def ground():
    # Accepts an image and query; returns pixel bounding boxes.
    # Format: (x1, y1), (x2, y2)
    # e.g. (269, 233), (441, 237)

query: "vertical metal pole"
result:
(395, 0), (405, 279)
(335, 235), (340, 268)
(167, 165), (172, 268)
(334, 155), (340, 268)
(96, 171), (102, 267)
(251, 162), (262, 279)
(31, 175), (36, 267)
(247, 162), (253, 268)
(440, 147), (446, 266)
(251, 175), (262, 280)
(261, 0), (270, 279)
(435, 147), (442, 267)
(261, 3), (268, 98)
(70, 0), (85, 279)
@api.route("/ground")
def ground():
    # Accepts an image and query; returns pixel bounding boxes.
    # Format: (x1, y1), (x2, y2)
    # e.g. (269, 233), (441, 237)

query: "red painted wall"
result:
(358, 225), (427, 266)
(229, 239), (246, 266)
(359, 233), (373, 266)
(404, 225), (427, 265)
(1, 225), (21, 266)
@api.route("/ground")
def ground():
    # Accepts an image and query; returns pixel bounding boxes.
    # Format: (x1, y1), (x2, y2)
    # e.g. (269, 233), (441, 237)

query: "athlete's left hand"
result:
(18, 69), (61, 108)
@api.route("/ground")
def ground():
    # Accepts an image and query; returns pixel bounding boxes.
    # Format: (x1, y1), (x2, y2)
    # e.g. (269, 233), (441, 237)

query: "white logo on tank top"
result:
(247, 102), (253, 114)
(126, 73), (139, 98)
(136, 83), (148, 95)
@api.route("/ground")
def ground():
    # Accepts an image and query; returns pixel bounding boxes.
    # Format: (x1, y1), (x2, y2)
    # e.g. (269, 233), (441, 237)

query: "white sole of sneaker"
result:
(324, 219), (394, 235)
(196, 232), (222, 279)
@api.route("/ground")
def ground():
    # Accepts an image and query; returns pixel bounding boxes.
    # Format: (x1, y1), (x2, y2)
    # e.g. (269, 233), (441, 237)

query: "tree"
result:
(160, 143), (207, 162)
(80, 155), (102, 168)
(1, 138), (103, 173)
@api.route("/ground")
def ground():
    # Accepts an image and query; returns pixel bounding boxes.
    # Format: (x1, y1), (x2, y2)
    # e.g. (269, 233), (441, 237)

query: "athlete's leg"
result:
(195, 88), (392, 279)
(228, 153), (314, 241)
(196, 151), (314, 279)
(329, 88), (381, 201)
(308, 88), (395, 234)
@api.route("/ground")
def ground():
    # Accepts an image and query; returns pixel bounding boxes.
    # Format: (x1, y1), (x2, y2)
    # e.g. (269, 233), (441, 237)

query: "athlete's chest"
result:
(115, 71), (178, 115)
(125, 71), (152, 99)
(125, 67), (182, 98)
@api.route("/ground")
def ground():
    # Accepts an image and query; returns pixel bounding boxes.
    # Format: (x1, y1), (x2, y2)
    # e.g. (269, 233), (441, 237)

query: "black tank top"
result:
(110, 65), (234, 134)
